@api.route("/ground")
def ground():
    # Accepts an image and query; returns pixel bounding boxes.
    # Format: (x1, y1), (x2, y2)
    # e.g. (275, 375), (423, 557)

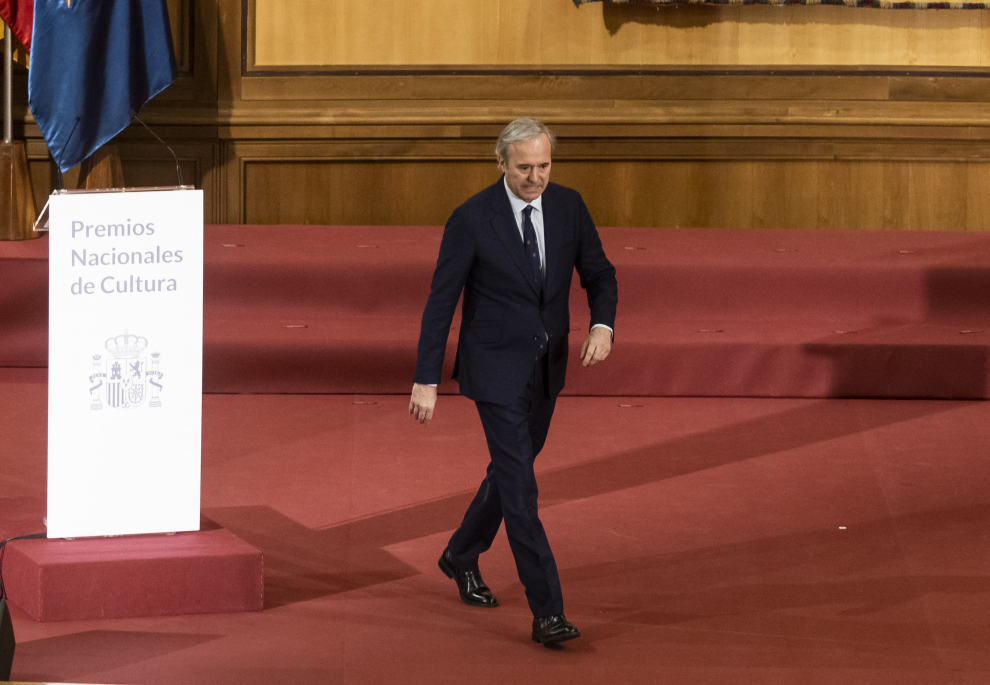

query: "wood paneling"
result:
(156, 0), (990, 231)
(24, 137), (220, 223)
(237, 155), (990, 231)
(165, 0), (193, 76)
(155, 0), (219, 102)
(10, 0), (990, 233)
(242, 160), (495, 225)
(251, 0), (990, 68)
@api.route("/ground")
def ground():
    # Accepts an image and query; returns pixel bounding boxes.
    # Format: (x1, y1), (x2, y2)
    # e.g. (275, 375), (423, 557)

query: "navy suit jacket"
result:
(414, 178), (618, 406)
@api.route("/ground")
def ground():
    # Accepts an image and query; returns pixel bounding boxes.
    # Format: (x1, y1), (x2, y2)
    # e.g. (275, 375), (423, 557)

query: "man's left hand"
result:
(580, 326), (612, 366)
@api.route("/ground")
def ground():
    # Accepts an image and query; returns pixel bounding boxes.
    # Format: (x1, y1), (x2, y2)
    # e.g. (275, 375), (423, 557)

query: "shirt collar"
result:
(504, 177), (543, 216)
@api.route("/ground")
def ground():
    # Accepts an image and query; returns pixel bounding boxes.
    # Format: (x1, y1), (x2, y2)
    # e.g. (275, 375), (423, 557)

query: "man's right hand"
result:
(409, 383), (438, 426)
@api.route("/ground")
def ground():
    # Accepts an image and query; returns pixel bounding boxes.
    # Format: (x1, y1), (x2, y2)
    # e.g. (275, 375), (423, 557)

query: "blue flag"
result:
(28, 0), (177, 173)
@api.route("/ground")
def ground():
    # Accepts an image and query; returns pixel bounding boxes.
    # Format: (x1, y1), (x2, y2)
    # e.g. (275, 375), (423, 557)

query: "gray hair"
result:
(495, 118), (556, 162)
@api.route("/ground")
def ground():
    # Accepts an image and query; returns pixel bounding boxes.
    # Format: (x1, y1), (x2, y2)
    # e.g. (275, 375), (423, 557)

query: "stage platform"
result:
(3, 225), (990, 398)
(1, 375), (989, 684)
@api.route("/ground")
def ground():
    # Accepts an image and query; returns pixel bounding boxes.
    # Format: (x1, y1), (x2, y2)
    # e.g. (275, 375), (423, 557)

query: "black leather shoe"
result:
(438, 549), (499, 608)
(532, 614), (581, 646)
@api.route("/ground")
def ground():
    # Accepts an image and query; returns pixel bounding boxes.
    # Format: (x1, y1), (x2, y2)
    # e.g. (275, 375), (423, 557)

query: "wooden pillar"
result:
(77, 144), (125, 190)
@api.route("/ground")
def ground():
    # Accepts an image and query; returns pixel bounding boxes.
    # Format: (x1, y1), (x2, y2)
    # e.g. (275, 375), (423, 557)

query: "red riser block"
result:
(4, 528), (263, 622)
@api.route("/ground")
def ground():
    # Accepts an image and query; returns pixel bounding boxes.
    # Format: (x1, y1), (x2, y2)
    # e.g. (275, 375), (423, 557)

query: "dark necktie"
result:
(522, 205), (542, 289)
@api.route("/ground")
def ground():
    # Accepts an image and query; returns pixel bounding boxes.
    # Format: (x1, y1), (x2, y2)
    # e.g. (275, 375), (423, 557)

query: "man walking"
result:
(409, 118), (618, 646)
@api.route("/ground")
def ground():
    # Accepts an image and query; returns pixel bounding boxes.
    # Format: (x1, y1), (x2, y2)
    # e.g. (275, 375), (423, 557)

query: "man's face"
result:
(499, 134), (552, 203)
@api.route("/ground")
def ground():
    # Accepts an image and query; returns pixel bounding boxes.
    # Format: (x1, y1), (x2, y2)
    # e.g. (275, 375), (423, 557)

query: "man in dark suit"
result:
(409, 118), (617, 646)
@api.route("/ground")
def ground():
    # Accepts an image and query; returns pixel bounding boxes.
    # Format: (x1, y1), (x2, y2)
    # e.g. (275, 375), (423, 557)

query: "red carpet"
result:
(3, 225), (990, 683)
(2, 370), (990, 684)
(4, 226), (990, 398)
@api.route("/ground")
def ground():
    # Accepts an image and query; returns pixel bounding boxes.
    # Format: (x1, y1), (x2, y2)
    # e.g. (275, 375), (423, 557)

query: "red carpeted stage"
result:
(2, 226), (990, 684)
(6, 225), (990, 398)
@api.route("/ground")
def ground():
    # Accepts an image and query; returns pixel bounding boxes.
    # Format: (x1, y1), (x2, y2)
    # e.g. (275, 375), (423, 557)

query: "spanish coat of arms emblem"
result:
(88, 332), (163, 410)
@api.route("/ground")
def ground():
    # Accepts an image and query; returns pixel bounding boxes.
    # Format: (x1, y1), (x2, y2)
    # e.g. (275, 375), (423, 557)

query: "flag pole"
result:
(4, 23), (12, 144)
(0, 23), (37, 240)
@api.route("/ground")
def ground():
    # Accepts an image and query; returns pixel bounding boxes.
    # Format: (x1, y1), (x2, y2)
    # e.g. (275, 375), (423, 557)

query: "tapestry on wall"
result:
(574, 0), (989, 9)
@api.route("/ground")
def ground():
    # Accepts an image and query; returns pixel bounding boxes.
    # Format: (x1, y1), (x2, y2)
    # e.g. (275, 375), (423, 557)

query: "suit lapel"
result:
(541, 188), (560, 297)
(490, 179), (542, 297)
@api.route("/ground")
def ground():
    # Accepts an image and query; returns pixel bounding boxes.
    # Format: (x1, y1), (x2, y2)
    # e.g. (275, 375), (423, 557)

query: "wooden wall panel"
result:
(751, 162), (820, 230)
(123, 159), (201, 190)
(236, 157), (990, 231)
(967, 163), (990, 233)
(151, 0), (218, 101)
(883, 163), (912, 231)
(11, 0), (990, 234)
(24, 138), (220, 223)
(251, 0), (990, 68)
(242, 161), (496, 225)
(818, 161), (885, 231)
(908, 162), (969, 231)
(115, 141), (221, 222)
(165, 0), (192, 75)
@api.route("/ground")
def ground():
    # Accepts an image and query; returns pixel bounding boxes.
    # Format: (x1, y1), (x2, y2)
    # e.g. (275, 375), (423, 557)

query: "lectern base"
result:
(3, 526), (263, 621)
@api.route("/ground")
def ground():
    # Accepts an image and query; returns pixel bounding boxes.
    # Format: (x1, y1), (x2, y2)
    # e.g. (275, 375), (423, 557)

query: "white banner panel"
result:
(47, 189), (203, 539)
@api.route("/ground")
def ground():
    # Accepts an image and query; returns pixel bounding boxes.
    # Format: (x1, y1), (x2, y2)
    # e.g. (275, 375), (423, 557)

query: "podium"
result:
(3, 187), (263, 622)
(46, 187), (204, 538)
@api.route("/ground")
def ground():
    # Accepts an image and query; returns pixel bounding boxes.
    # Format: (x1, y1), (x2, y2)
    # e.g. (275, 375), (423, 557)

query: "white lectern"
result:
(44, 187), (203, 539)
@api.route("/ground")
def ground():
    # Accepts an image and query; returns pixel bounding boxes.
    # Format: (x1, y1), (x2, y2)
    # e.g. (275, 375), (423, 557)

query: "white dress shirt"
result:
(504, 178), (546, 273)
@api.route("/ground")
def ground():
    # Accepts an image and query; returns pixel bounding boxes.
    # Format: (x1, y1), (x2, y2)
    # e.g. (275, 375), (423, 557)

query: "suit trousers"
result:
(447, 354), (564, 618)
